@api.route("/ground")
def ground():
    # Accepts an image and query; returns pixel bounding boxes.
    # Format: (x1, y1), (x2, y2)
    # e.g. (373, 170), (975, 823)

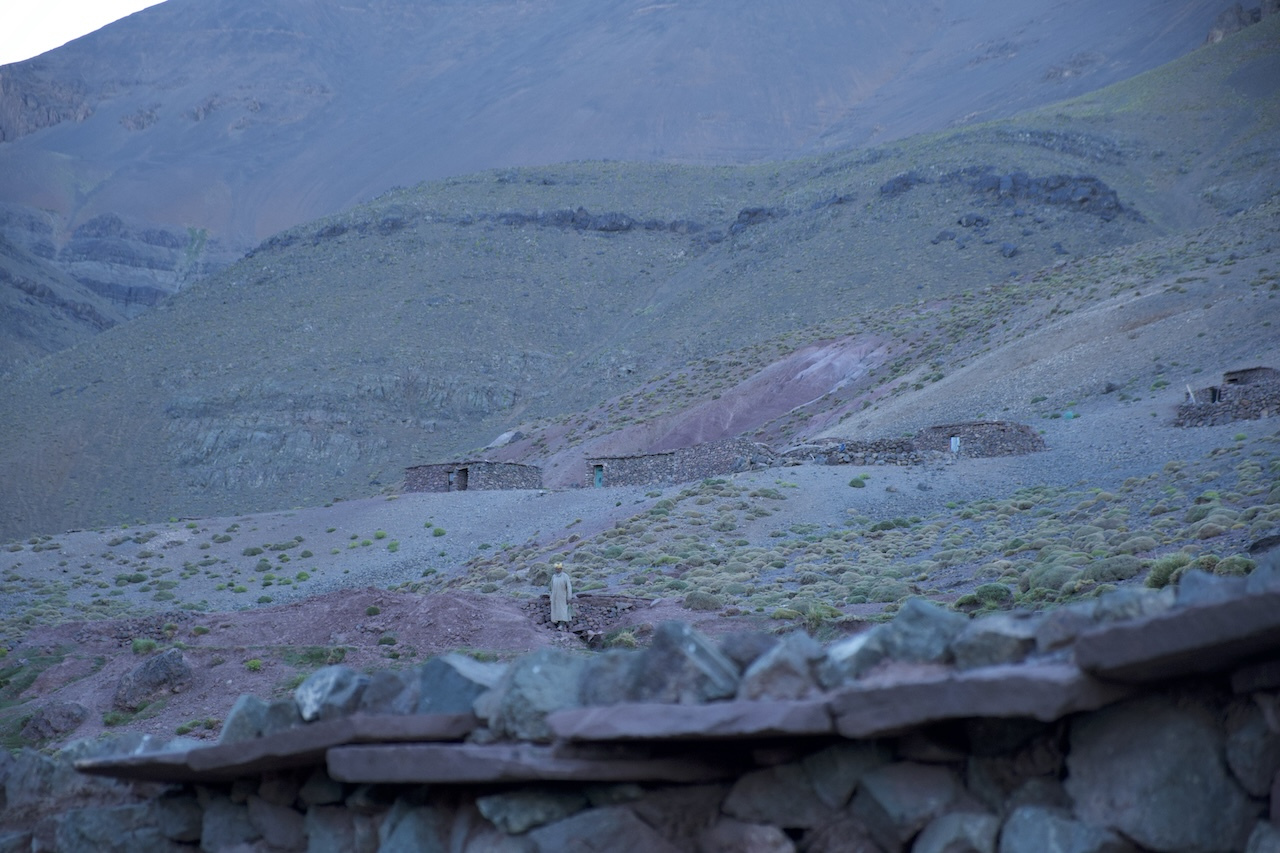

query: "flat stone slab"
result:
(547, 699), (832, 741)
(828, 663), (1131, 738)
(1075, 590), (1280, 682)
(327, 742), (735, 784)
(74, 712), (477, 783)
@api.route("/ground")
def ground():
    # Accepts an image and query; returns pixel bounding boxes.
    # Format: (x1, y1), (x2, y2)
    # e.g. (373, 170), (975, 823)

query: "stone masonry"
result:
(1176, 368), (1280, 427)
(9, 559), (1280, 852)
(585, 438), (777, 488)
(404, 460), (543, 492)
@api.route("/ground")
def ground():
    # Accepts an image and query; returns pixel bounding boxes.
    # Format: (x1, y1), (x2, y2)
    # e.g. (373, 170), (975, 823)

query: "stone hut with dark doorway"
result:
(404, 460), (542, 493)
(1176, 366), (1280, 427)
(586, 438), (776, 488)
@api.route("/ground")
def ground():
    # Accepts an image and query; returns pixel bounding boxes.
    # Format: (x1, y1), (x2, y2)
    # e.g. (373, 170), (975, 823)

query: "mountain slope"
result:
(0, 18), (1276, 540)
(0, 0), (1230, 369)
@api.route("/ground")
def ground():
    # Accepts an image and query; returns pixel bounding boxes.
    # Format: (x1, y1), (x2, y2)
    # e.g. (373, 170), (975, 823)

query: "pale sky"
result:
(0, 1), (166, 66)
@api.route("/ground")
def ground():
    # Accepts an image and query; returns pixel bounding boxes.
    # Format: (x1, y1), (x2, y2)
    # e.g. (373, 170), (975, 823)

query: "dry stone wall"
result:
(788, 421), (1045, 467)
(586, 438), (777, 488)
(1176, 376), (1280, 427)
(9, 559), (1280, 852)
(404, 460), (543, 492)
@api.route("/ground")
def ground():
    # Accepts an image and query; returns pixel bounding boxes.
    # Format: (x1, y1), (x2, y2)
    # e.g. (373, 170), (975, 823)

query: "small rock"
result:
(998, 805), (1133, 853)
(738, 632), (824, 701)
(295, 665), (369, 723)
(476, 787), (588, 834)
(915, 812), (1000, 853)
(951, 614), (1038, 670)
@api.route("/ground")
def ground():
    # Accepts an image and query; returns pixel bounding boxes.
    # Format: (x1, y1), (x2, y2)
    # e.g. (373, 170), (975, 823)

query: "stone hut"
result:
(912, 421), (1047, 457)
(586, 438), (776, 488)
(404, 460), (542, 493)
(1177, 366), (1280, 427)
(1224, 366), (1280, 386)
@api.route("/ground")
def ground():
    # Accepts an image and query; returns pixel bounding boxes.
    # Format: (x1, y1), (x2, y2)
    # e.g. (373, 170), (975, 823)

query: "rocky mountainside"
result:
(0, 0), (1234, 370)
(0, 14), (1276, 542)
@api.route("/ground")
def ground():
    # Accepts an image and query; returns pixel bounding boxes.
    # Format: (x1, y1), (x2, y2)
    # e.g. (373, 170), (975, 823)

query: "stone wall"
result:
(787, 421), (1044, 467)
(912, 421), (1046, 457)
(9, 563), (1280, 852)
(1176, 376), (1280, 427)
(786, 437), (921, 467)
(586, 438), (777, 488)
(404, 460), (543, 492)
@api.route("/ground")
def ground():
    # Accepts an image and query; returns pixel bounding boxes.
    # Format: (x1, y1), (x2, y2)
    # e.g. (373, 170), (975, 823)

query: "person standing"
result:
(550, 562), (573, 631)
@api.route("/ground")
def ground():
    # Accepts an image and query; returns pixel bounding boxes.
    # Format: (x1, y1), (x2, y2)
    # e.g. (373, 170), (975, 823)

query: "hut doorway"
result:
(448, 468), (470, 491)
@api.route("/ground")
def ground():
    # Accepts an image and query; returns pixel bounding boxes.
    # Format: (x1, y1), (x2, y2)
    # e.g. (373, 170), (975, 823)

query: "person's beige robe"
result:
(550, 571), (573, 623)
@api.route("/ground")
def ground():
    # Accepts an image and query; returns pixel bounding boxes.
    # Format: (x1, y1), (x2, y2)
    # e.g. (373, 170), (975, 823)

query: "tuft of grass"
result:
(131, 638), (158, 655)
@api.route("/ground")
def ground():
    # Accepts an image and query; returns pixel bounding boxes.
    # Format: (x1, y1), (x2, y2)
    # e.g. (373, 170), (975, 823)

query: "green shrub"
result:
(102, 710), (132, 727)
(684, 590), (723, 611)
(242, 546), (264, 556)
(1145, 553), (1192, 588)
(973, 583), (1014, 605)
(1214, 554), (1256, 577)
(1083, 555), (1143, 584)
(432, 527), (447, 537)
(131, 638), (158, 655)
(374, 530), (388, 540)
(604, 629), (638, 649)
(366, 605), (381, 616)
(244, 659), (263, 672)
(849, 478), (866, 488)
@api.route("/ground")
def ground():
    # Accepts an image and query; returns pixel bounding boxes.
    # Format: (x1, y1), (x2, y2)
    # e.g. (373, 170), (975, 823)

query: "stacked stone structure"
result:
(912, 421), (1046, 457)
(585, 438), (776, 488)
(404, 460), (542, 492)
(789, 421), (1045, 467)
(1177, 367), (1280, 427)
(787, 437), (922, 467)
(9, 564), (1280, 851)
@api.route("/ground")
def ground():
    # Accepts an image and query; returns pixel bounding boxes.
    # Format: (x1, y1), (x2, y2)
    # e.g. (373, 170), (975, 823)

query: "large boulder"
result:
(19, 702), (87, 743)
(113, 648), (192, 711)
(1064, 695), (1259, 852)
